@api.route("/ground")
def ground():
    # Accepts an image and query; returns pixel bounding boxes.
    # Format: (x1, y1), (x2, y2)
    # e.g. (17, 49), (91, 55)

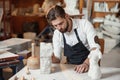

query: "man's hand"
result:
(74, 63), (89, 73)
(52, 53), (60, 63)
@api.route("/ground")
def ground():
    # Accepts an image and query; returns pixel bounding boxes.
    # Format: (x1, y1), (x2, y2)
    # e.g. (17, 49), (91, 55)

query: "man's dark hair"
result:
(46, 5), (66, 24)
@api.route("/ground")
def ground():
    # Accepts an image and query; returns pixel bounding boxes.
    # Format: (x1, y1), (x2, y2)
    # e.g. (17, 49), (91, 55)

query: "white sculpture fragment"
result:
(64, 0), (80, 15)
(40, 42), (53, 74)
(88, 48), (102, 80)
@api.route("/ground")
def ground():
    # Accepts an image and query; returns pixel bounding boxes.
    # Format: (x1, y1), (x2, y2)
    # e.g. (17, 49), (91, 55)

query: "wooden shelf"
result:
(94, 12), (118, 14)
(11, 0), (43, 8)
(92, 12), (118, 18)
(93, 0), (120, 2)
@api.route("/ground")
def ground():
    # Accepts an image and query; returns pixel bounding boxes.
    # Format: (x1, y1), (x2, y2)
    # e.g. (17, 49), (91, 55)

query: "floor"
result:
(2, 43), (120, 80)
(101, 43), (120, 68)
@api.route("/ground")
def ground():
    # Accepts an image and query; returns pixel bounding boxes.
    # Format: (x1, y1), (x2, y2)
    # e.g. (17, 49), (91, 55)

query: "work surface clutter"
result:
(0, 38), (120, 80)
(9, 42), (120, 80)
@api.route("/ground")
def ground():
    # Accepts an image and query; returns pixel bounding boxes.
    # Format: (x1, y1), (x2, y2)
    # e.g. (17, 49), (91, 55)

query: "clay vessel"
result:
(27, 43), (40, 69)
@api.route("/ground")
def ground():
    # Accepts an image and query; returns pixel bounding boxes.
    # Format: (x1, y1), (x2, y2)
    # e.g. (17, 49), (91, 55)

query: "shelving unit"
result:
(0, 0), (11, 40)
(91, 0), (120, 28)
(91, 0), (120, 54)
(10, 0), (47, 35)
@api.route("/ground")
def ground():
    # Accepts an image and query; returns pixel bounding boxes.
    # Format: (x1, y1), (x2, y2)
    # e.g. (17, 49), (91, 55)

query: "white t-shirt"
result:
(53, 19), (100, 59)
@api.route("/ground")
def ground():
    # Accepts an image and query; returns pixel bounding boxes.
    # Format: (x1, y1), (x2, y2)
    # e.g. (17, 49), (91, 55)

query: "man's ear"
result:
(65, 14), (69, 18)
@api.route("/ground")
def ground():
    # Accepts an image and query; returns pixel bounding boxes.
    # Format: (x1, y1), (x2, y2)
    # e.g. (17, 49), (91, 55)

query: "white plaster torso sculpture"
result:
(42, 0), (63, 13)
(64, 0), (80, 15)
(88, 48), (102, 80)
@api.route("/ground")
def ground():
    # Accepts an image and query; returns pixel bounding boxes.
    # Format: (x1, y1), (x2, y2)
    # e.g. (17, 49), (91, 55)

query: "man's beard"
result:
(60, 21), (69, 33)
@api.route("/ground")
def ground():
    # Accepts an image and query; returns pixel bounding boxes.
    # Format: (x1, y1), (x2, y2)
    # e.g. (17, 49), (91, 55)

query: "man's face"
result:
(51, 17), (69, 33)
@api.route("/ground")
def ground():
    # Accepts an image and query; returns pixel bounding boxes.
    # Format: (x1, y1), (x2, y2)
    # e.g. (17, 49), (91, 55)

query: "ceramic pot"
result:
(27, 43), (40, 69)
(27, 56), (40, 69)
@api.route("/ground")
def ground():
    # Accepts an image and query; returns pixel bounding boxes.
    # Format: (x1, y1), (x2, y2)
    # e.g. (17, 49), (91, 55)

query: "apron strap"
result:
(63, 29), (81, 44)
(62, 33), (66, 45)
(74, 29), (81, 42)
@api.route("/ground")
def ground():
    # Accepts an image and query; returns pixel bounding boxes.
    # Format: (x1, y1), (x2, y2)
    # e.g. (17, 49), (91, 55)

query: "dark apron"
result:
(63, 29), (90, 65)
